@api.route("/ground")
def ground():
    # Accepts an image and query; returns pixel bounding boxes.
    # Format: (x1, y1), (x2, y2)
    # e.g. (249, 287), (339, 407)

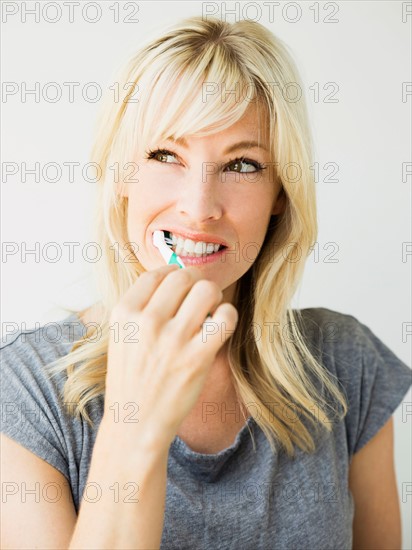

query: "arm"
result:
(349, 416), (402, 550)
(68, 418), (170, 550)
(1, 420), (170, 550)
(71, 266), (235, 549)
(0, 433), (77, 550)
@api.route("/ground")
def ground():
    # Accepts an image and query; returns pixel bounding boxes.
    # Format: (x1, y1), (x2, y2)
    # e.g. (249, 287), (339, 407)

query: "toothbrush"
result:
(152, 230), (212, 319)
(153, 230), (186, 268)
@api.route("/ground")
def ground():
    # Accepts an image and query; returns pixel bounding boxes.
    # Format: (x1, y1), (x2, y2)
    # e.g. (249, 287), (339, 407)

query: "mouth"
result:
(162, 229), (228, 258)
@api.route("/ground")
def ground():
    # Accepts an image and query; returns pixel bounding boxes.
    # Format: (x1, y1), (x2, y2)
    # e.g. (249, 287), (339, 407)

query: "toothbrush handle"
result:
(168, 253), (185, 269)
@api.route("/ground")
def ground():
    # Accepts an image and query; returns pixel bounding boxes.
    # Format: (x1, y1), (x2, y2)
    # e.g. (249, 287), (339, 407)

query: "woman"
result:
(1, 16), (411, 549)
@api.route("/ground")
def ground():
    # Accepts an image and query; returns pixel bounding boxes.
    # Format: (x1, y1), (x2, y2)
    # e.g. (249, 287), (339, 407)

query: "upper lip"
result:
(153, 227), (229, 247)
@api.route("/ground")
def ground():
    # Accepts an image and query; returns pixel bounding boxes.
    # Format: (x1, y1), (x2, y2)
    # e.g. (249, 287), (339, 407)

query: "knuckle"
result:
(166, 317), (189, 338)
(140, 311), (160, 330)
(162, 319), (179, 338)
(139, 270), (163, 283)
(194, 279), (221, 299)
(185, 266), (202, 277)
(170, 268), (193, 285)
(110, 304), (134, 322)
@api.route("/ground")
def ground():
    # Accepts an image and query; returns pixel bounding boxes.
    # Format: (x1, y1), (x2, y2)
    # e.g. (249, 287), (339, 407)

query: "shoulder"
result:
(294, 306), (364, 344)
(293, 306), (409, 375)
(292, 306), (372, 377)
(1, 312), (86, 377)
(296, 307), (411, 456)
(0, 312), (105, 515)
(1, 311), (85, 354)
(0, 312), (89, 485)
(0, 312), (86, 422)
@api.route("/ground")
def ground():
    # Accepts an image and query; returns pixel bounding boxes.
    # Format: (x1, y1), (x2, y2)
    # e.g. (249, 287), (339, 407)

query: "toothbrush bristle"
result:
(163, 230), (173, 247)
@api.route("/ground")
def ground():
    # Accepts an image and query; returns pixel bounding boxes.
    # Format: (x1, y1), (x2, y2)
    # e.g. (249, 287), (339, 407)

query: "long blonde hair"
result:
(46, 16), (348, 457)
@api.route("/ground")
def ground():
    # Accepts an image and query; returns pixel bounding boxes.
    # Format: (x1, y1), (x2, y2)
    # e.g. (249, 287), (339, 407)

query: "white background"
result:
(1, 1), (411, 546)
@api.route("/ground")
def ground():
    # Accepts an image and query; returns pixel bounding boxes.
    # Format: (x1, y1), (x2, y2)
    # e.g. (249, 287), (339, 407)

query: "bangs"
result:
(120, 42), (270, 162)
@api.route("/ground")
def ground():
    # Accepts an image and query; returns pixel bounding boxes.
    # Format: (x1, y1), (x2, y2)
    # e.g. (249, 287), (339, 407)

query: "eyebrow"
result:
(166, 136), (268, 154)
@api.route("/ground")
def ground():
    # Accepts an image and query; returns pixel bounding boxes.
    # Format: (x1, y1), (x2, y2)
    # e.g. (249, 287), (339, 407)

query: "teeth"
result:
(166, 231), (222, 257)
(193, 241), (207, 254)
(185, 239), (196, 254)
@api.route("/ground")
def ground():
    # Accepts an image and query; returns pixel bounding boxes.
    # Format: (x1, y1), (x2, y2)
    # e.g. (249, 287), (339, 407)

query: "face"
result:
(122, 101), (285, 305)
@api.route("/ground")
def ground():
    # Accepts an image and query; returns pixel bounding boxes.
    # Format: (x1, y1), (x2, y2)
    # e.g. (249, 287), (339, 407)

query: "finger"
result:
(189, 302), (239, 357)
(116, 264), (180, 313)
(143, 266), (205, 322)
(171, 280), (224, 340)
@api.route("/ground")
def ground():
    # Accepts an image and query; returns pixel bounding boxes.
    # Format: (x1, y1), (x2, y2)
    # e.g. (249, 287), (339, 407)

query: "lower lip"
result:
(175, 247), (228, 266)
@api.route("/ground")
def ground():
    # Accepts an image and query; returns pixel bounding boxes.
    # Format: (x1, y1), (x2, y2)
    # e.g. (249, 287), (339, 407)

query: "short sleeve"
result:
(342, 317), (412, 456)
(0, 334), (70, 481)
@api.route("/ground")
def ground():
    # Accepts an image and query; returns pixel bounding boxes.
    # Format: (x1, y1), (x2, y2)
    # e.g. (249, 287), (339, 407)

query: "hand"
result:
(103, 264), (239, 451)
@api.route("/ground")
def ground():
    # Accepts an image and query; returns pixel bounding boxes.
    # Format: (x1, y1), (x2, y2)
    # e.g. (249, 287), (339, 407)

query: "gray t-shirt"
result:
(1, 307), (411, 549)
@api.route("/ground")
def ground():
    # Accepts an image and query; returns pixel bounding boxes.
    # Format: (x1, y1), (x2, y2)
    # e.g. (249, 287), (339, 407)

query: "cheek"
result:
(127, 178), (149, 206)
(127, 179), (159, 222)
(125, 190), (147, 242)
(237, 206), (272, 246)
(128, 167), (179, 211)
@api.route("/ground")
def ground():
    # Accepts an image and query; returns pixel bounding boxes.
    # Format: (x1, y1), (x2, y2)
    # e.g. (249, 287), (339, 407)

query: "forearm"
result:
(69, 419), (170, 550)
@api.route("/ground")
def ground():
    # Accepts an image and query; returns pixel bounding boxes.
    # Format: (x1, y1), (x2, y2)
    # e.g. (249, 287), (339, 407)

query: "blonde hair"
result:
(46, 16), (348, 457)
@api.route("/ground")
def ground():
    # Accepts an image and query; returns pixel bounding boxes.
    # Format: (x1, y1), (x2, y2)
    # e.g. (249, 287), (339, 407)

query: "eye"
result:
(224, 157), (266, 173)
(145, 148), (180, 164)
(144, 148), (267, 175)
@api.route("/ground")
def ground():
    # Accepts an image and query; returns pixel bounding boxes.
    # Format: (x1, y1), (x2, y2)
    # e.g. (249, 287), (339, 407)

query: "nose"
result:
(175, 169), (224, 222)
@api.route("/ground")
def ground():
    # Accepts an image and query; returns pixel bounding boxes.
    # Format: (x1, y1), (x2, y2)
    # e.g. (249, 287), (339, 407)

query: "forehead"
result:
(223, 101), (269, 135)
(165, 101), (270, 146)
